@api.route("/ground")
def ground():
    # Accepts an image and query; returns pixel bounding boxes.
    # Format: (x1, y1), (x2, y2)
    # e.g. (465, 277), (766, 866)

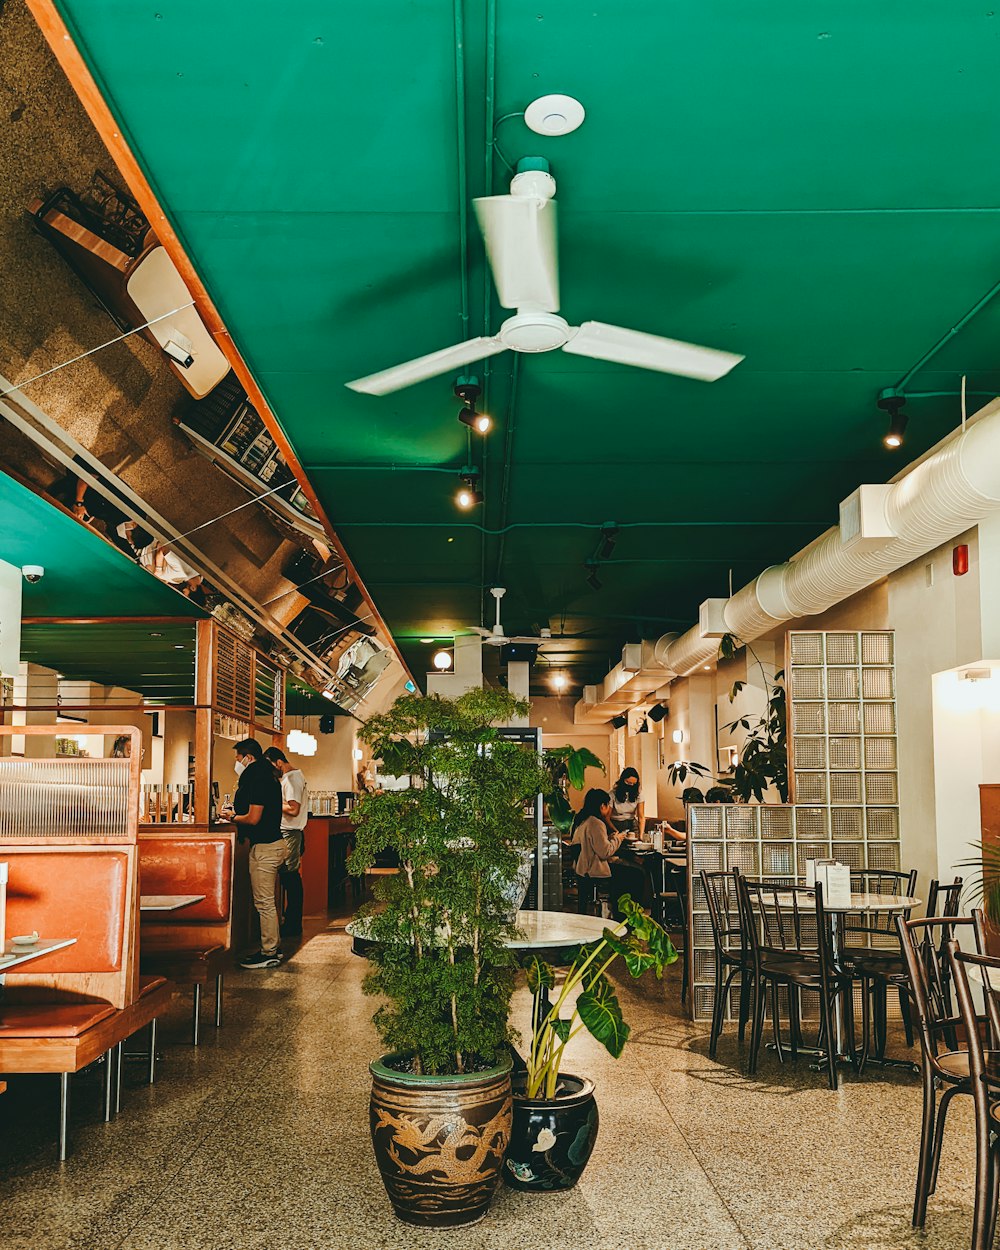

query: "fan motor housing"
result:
(499, 312), (570, 353)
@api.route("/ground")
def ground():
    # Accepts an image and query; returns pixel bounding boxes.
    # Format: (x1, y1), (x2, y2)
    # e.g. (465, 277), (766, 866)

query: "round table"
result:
(346, 909), (610, 963)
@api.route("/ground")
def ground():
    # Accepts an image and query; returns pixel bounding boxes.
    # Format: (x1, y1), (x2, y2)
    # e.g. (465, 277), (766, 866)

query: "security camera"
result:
(163, 339), (194, 369)
(21, 565), (44, 583)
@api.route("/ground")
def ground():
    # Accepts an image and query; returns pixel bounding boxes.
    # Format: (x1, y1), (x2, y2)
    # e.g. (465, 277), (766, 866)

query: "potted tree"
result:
(504, 896), (676, 1191)
(349, 688), (549, 1227)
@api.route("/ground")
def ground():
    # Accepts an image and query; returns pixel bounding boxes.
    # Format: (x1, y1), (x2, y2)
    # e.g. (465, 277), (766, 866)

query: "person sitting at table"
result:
(572, 787), (647, 921)
(608, 768), (645, 840)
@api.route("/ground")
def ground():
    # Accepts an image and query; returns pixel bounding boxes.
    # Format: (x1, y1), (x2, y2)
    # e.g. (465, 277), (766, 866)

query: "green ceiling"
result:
(0, 470), (203, 620)
(52, 2), (1000, 691)
(19, 619), (197, 704)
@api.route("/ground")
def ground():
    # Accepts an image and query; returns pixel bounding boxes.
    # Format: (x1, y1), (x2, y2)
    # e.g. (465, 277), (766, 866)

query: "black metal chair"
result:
(896, 911), (988, 1231)
(738, 878), (854, 1090)
(838, 868), (918, 1071)
(946, 941), (1000, 1250)
(643, 854), (688, 1004)
(701, 868), (752, 1058)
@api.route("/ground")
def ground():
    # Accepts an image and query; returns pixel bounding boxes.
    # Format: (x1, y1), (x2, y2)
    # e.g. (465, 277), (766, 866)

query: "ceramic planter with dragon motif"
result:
(503, 1073), (598, 1191)
(369, 1052), (513, 1227)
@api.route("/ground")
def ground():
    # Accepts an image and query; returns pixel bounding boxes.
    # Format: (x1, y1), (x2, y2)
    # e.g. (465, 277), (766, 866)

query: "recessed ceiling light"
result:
(524, 94), (586, 136)
(173, 644), (185, 650)
(703, 665), (711, 671)
(149, 632), (162, 638)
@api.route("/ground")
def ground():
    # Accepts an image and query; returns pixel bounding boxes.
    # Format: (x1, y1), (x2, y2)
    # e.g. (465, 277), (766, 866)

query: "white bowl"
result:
(632, 842), (654, 852)
(11, 933), (39, 947)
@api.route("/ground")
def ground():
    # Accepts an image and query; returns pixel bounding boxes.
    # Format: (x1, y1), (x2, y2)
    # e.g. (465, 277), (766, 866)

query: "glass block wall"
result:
(687, 630), (899, 1022)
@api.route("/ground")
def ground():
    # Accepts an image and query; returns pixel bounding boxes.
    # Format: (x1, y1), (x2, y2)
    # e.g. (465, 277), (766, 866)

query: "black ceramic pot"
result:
(369, 1052), (512, 1227)
(503, 1073), (598, 1191)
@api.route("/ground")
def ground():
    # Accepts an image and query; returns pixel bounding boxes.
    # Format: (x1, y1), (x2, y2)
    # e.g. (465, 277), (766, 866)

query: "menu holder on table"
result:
(815, 860), (852, 909)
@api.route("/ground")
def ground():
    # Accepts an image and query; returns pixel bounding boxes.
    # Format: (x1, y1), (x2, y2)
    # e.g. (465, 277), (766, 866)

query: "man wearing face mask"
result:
(220, 738), (287, 969)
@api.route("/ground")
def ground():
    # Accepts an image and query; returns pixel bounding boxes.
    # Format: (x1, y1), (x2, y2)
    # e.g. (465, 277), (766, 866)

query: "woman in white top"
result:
(608, 768), (644, 840)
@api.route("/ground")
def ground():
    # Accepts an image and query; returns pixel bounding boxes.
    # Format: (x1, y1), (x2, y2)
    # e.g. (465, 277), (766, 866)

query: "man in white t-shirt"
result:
(263, 747), (309, 937)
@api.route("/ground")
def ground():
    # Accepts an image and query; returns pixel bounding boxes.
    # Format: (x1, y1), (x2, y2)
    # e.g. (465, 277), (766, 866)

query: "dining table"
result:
(0, 938), (78, 998)
(140, 894), (205, 912)
(767, 889), (922, 1074)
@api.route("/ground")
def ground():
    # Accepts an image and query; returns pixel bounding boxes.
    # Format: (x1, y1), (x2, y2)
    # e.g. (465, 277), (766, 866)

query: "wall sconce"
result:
(671, 729), (685, 744)
(727, 747), (739, 770)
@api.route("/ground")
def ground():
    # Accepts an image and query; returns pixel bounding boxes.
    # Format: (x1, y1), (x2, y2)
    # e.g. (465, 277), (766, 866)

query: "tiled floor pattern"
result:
(0, 931), (979, 1249)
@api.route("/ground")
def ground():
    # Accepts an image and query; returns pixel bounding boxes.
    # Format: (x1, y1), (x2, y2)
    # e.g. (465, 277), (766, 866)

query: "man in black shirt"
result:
(220, 738), (287, 969)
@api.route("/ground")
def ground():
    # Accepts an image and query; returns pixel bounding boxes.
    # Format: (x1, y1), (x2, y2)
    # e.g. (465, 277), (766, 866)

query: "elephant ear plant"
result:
(524, 896), (677, 1099)
(349, 687), (549, 1076)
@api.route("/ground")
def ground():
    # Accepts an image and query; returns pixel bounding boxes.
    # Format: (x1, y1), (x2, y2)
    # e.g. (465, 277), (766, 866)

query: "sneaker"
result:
(239, 950), (282, 969)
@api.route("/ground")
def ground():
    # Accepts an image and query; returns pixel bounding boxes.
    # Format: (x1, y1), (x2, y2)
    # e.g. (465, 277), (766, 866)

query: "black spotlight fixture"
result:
(647, 702), (668, 723)
(610, 714), (628, 729)
(455, 466), (484, 509)
(877, 390), (908, 450)
(455, 376), (492, 435)
(598, 522), (619, 560)
(584, 560), (602, 591)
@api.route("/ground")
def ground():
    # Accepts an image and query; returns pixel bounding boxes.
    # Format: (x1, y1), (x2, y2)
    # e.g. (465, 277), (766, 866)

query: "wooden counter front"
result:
(302, 815), (357, 916)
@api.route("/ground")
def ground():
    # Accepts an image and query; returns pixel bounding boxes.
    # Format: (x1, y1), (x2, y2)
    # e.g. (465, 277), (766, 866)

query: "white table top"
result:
(834, 892), (921, 913)
(140, 894), (205, 912)
(509, 910), (611, 949)
(0, 938), (77, 971)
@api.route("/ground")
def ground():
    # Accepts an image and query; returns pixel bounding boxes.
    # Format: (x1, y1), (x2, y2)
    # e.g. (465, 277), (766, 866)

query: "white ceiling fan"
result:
(469, 587), (559, 648)
(345, 160), (744, 397)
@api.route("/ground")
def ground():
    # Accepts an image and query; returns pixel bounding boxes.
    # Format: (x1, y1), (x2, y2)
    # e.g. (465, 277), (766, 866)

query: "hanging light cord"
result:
(0, 303), (196, 401)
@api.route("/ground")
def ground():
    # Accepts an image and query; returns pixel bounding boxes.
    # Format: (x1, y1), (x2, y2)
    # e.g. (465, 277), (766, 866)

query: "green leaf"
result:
(729, 680), (745, 703)
(577, 975), (630, 1058)
(525, 955), (555, 994)
(551, 1017), (572, 1043)
(565, 747), (605, 791)
(718, 633), (738, 662)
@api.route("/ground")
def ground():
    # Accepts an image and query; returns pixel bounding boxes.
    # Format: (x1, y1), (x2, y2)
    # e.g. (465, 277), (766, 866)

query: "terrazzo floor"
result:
(0, 927), (980, 1250)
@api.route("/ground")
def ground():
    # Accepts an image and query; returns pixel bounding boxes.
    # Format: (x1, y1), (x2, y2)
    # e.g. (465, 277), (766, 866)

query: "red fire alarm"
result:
(953, 544), (970, 576)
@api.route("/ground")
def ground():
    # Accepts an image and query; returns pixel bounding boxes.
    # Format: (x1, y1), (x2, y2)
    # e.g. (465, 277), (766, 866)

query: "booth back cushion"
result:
(139, 838), (232, 922)
(5, 850), (128, 972)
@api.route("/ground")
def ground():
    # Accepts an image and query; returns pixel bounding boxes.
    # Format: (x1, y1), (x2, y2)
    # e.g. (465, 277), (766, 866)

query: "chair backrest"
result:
(947, 942), (1000, 1117)
(701, 869), (742, 959)
(925, 876), (963, 920)
(738, 877), (836, 977)
(896, 912), (983, 1072)
(138, 832), (236, 954)
(844, 868), (918, 942)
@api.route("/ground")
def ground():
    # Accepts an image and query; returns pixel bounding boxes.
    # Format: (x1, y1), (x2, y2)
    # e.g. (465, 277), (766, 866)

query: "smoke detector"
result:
(524, 94), (585, 137)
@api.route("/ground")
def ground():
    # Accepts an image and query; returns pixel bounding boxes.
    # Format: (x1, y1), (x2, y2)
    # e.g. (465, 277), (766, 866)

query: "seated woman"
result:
(572, 787), (647, 921)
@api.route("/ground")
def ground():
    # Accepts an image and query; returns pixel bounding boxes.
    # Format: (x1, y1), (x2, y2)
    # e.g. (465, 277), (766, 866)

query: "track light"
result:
(584, 561), (602, 591)
(598, 523), (619, 560)
(456, 468), (484, 509)
(455, 376), (492, 435)
(647, 703), (668, 723)
(877, 391), (908, 450)
(611, 714), (628, 729)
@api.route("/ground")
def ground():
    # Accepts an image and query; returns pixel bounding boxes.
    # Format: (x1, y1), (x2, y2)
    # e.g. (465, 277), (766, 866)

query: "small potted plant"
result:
(504, 896), (676, 1191)
(349, 688), (549, 1228)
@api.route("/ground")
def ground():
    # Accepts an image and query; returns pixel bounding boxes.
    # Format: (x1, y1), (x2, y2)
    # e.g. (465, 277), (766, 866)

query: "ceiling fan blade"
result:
(563, 321), (744, 382)
(345, 337), (507, 396)
(473, 195), (559, 312)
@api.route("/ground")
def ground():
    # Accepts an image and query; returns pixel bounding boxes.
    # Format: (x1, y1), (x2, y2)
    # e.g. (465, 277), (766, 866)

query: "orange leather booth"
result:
(138, 831), (235, 1045)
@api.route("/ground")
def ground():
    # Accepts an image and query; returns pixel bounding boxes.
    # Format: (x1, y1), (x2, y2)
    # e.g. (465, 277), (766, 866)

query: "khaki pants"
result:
(249, 838), (289, 955)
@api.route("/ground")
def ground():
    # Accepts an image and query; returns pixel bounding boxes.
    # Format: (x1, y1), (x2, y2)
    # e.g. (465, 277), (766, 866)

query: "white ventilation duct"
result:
(576, 398), (1000, 719)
